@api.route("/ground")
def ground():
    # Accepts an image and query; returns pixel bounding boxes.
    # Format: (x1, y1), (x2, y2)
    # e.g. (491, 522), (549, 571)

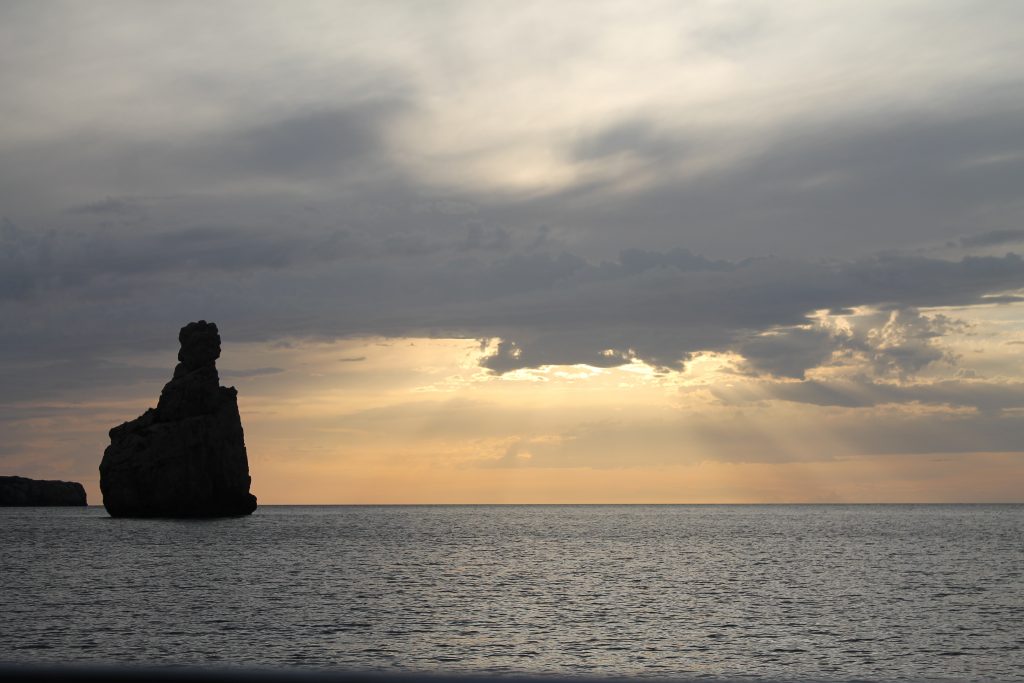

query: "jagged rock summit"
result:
(99, 321), (257, 517)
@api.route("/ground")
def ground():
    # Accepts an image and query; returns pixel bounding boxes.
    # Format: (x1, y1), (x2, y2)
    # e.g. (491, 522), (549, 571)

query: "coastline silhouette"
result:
(0, 476), (86, 506)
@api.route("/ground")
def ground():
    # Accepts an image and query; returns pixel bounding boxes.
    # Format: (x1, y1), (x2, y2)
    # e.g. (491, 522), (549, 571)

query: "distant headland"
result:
(0, 476), (87, 506)
(99, 321), (257, 518)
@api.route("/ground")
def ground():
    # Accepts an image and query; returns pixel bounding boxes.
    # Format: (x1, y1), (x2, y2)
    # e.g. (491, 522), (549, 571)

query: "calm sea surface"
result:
(1, 505), (1021, 681)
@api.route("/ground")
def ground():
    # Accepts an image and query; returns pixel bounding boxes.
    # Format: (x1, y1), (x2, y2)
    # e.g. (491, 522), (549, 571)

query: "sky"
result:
(3, 0), (1024, 503)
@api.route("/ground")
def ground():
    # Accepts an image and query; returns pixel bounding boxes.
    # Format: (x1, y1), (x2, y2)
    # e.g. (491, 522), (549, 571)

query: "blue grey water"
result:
(1, 505), (1021, 681)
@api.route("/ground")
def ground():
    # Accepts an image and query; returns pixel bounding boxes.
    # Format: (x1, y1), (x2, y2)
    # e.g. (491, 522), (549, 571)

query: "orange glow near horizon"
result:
(27, 327), (1012, 505)
(240, 325), (1024, 505)
(251, 454), (1024, 505)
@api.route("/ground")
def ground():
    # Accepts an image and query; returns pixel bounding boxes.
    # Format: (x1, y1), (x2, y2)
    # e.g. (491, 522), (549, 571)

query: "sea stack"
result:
(99, 321), (257, 517)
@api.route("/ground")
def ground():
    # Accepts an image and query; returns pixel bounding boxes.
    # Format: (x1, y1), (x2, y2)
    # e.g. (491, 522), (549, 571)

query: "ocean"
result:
(1, 505), (1021, 681)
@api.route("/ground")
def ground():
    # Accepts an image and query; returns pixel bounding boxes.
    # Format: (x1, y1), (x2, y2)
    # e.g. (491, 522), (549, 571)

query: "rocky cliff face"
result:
(0, 476), (87, 506)
(99, 321), (257, 517)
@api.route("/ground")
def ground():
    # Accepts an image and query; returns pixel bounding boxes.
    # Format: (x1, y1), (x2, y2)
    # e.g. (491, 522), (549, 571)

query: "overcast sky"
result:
(3, 1), (1024, 502)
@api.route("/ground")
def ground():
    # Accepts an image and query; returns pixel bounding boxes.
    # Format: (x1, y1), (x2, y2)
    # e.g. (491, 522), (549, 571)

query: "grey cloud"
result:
(571, 119), (689, 163)
(4, 76), (1024, 383)
(0, 98), (412, 216)
(460, 224), (511, 252)
(692, 409), (1024, 460)
(0, 405), (83, 423)
(738, 326), (837, 379)
(979, 294), (1024, 304)
(2, 5), (1022, 263)
(212, 103), (407, 180)
(528, 96), (1024, 260)
(475, 253), (1024, 373)
(614, 247), (729, 275)
(67, 197), (140, 216)
(481, 337), (635, 374)
(0, 221), (364, 301)
(961, 229), (1024, 248)
(6, 225), (1024, 382)
(736, 307), (960, 380)
(0, 356), (167, 405)
(328, 394), (1024, 469)
(474, 411), (1024, 469)
(713, 377), (1024, 414)
(849, 308), (961, 379)
(219, 367), (285, 379)
(5, 2), (1024, 479)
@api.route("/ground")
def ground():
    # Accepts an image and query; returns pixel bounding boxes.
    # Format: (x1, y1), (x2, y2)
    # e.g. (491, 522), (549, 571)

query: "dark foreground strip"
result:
(0, 665), (808, 683)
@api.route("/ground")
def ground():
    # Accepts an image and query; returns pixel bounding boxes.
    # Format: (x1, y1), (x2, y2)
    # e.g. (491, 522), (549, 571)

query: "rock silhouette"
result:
(0, 476), (87, 506)
(99, 321), (257, 517)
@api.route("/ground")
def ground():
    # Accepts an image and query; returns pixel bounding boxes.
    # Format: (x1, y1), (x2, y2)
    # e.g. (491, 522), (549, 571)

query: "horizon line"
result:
(74, 501), (1024, 507)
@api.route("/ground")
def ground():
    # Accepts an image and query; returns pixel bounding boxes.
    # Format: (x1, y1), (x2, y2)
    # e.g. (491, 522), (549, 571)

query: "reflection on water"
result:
(1, 505), (1022, 681)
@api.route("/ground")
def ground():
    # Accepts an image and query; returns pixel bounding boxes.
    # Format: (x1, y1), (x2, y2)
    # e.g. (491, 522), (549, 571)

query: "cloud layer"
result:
(6, 211), (1024, 378)
(3, 2), (1024, 498)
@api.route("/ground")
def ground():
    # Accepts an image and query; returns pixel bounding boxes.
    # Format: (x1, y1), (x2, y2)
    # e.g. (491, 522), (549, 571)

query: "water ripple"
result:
(1, 504), (1022, 681)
